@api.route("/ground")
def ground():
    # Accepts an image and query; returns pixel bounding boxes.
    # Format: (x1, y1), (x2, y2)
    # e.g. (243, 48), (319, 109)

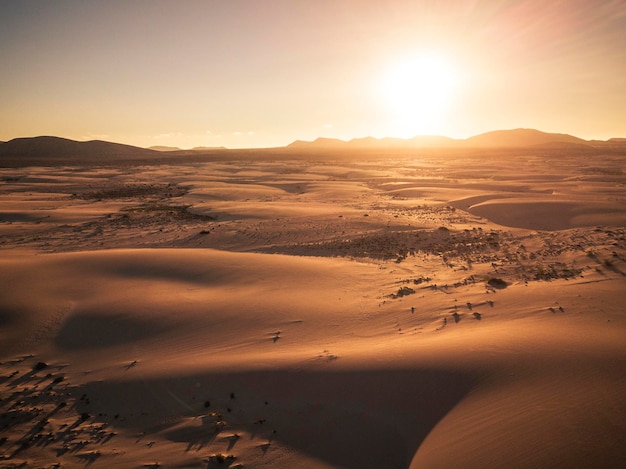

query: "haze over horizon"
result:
(1, 0), (625, 149)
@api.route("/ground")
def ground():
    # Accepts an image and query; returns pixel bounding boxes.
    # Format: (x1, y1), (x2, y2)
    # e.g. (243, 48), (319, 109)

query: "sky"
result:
(1, 0), (625, 149)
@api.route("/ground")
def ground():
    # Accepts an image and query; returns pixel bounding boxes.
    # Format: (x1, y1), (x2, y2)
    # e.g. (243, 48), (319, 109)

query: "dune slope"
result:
(1, 247), (625, 468)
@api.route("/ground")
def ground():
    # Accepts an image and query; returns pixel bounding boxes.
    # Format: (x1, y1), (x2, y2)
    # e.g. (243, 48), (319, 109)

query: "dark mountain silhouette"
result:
(288, 135), (456, 149)
(288, 137), (346, 148)
(1, 130), (624, 166)
(286, 128), (620, 150)
(0, 136), (157, 159)
(464, 128), (588, 147)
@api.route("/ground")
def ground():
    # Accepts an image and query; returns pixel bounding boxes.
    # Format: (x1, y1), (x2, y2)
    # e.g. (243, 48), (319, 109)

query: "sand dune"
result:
(2, 248), (624, 468)
(1, 148), (624, 467)
(458, 198), (626, 230)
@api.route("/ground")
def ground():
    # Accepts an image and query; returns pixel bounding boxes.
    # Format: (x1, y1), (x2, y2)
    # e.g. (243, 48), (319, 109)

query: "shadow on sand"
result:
(73, 368), (476, 469)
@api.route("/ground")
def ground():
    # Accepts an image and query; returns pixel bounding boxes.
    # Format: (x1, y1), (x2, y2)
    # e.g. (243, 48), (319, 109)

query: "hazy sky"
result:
(1, 0), (625, 148)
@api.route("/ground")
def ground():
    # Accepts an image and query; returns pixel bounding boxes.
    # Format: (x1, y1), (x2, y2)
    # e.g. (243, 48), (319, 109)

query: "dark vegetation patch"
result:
(533, 263), (584, 281)
(2, 179), (217, 251)
(120, 203), (214, 222)
(486, 277), (508, 289)
(74, 183), (187, 200)
(264, 227), (506, 264)
(389, 286), (416, 299)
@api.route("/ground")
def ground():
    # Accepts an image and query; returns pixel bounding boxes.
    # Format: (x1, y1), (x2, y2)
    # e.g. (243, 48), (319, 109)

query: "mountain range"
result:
(288, 128), (620, 150)
(1, 129), (625, 163)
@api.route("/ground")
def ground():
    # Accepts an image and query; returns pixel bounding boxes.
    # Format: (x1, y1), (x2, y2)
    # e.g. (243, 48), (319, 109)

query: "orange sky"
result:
(1, 1), (625, 148)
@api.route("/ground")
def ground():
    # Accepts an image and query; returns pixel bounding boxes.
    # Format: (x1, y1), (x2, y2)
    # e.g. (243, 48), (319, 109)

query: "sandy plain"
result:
(0, 148), (625, 468)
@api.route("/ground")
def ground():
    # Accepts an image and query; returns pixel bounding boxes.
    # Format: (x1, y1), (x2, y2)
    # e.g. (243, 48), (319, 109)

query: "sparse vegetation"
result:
(78, 183), (186, 200)
(390, 286), (416, 299)
(533, 263), (583, 281)
(268, 228), (506, 264)
(210, 453), (235, 464)
(487, 277), (508, 289)
(121, 203), (215, 221)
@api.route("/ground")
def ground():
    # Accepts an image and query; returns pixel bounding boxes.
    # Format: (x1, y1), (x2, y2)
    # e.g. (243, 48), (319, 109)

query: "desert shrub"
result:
(211, 453), (235, 464)
(391, 286), (416, 298)
(487, 277), (508, 289)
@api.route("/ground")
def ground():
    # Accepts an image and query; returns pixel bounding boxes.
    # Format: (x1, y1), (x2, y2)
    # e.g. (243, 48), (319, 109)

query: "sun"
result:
(380, 55), (458, 136)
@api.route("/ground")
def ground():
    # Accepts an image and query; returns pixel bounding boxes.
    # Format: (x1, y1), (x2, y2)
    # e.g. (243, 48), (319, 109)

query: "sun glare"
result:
(381, 55), (458, 136)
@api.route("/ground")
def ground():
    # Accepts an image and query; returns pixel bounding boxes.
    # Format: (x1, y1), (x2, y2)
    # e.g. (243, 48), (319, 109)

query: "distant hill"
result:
(0, 136), (158, 159)
(464, 128), (588, 147)
(288, 135), (456, 150)
(287, 129), (615, 150)
(287, 137), (346, 149)
(1, 131), (624, 167)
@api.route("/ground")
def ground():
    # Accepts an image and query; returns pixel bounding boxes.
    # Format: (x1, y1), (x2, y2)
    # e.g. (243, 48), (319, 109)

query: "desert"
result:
(2, 1), (625, 466)
(0, 134), (625, 468)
